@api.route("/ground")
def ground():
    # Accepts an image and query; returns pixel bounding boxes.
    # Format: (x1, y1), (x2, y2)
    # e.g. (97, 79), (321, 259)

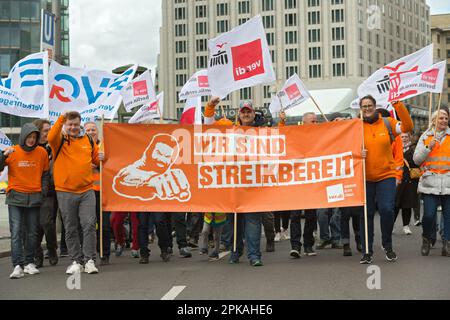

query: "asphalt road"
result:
(0, 217), (449, 300)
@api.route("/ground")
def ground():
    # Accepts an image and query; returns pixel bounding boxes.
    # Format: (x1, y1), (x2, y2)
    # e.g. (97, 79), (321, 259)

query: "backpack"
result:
(54, 134), (95, 162)
(382, 117), (395, 144)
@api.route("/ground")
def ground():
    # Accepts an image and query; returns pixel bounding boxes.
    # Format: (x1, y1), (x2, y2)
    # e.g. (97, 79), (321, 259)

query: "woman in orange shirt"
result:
(359, 95), (413, 264)
(0, 123), (49, 279)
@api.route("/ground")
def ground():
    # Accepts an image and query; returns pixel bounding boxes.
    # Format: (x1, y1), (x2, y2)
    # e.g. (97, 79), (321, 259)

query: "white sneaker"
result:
(274, 233), (281, 242)
(66, 261), (83, 275)
(403, 226), (412, 235)
(24, 263), (40, 275)
(282, 230), (290, 240)
(84, 259), (98, 274)
(10, 265), (24, 279)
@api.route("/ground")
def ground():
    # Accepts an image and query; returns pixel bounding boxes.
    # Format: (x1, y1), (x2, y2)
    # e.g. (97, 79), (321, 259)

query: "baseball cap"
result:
(239, 100), (254, 113)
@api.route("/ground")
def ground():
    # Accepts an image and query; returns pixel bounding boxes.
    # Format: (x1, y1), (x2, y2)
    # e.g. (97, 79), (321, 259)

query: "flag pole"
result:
(433, 92), (443, 136)
(233, 212), (237, 253)
(156, 101), (163, 124)
(234, 108), (239, 125)
(310, 95), (329, 122)
(359, 111), (369, 256)
(100, 115), (104, 259)
(428, 92), (433, 125)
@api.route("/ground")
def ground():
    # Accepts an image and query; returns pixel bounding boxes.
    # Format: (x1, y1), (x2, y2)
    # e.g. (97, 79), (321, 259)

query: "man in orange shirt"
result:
(48, 112), (104, 275)
(0, 123), (49, 279)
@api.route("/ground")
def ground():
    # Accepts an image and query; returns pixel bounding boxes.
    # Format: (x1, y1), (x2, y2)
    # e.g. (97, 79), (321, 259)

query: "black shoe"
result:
(356, 242), (362, 253)
(421, 237), (431, 256)
(290, 249), (301, 259)
(385, 249), (398, 262)
(100, 256), (109, 266)
(359, 254), (372, 264)
(35, 253), (44, 268)
(139, 256), (149, 264)
(44, 251), (50, 259)
(266, 240), (275, 252)
(316, 240), (332, 250)
(160, 251), (171, 262)
(343, 244), (352, 256)
(49, 254), (59, 266)
(179, 247), (192, 258)
(442, 240), (449, 257)
(304, 247), (317, 256)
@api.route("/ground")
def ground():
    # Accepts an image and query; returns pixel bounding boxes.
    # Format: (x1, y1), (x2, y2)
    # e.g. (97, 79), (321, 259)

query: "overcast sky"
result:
(69, 0), (449, 73)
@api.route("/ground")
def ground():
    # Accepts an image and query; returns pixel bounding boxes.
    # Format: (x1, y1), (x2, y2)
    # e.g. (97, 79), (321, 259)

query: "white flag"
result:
(121, 70), (156, 112)
(0, 130), (12, 182)
(0, 52), (49, 118)
(358, 44), (433, 105)
(207, 15), (275, 99)
(277, 73), (311, 111)
(49, 61), (137, 124)
(129, 92), (164, 124)
(179, 70), (211, 101)
(268, 95), (281, 117)
(393, 61), (447, 100)
(180, 97), (202, 125)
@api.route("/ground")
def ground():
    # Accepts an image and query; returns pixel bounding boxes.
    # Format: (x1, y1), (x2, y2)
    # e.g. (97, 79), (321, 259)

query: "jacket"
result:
(0, 123), (50, 207)
(48, 115), (100, 194)
(413, 127), (450, 195)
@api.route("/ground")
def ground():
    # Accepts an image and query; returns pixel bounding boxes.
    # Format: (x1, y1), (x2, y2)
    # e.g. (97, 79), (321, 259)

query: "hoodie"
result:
(0, 123), (50, 207)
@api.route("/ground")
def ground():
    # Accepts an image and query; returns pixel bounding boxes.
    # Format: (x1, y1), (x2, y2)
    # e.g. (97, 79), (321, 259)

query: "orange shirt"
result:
(392, 135), (404, 181)
(364, 101), (413, 182)
(48, 116), (99, 194)
(5, 145), (49, 193)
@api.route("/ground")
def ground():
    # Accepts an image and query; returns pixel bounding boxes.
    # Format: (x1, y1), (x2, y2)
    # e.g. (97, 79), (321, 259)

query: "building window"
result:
(309, 65), (321, 78)
(308, 0), (320, 7)
(332, 45), (344, 59)
(196, 22), (207, 35)
(332, 9), (344, 23)
(175, 7), (186, 20)
(217, 3), (228, 16)
(286, 48), (298, 62)
(308, 29), (321, 42)
(196, 56), (208, 68)
(285, 0), (297, 9)
(266, 33), (275, 46)
(196, 39), (207, 52)
(286, 66), (298, 78)
(262, 0), (274, 11)
(176, 74), (187, 87)
(285, 31), (298, 44)
(332, 27), (344, 40)
(262, 15), (275, 28)
(195, 5), (207, 18)
(309, 47), (321, 60)
(175, 24), (186, 37)
(175, 57), (187, 70)
(238, 1), (250, 14)
(240, 87), (252, 100)
(175, 41), (186, 53)
(308, 11), (320, 25)
(217, 20), (229, 33)
(285, 13), (297, 27)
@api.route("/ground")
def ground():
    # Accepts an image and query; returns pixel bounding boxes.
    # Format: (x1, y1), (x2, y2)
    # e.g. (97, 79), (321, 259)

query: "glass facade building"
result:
(0, 0), (69, 130)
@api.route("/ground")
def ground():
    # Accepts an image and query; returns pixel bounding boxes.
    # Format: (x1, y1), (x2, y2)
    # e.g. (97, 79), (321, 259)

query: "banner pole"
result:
(233, 212), (237, 253)
(433, 92), (443, 137)
(310, 95), (329, 122)
(234, 108), (239, 125)
(428, 92), (433, 125)
(156, 101), (163, 124)
(360, 112), (369, 256)
(100, 115), (104, 258)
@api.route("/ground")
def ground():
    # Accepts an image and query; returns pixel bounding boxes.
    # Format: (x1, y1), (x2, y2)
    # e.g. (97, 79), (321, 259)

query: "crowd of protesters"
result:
(2, 94), (449, 279)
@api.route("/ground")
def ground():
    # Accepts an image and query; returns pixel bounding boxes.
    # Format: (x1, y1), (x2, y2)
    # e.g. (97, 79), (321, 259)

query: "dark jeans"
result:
(167, 212), (188, 249)
(360, 178), (396, 255)
(36, 195), (58, 257)
(317, 208), (341, 243)
(138, 213), (170, 257)
(187, 213), (203, 242)
(290, 209), (317, 250)
(221, 215), (232, 249)
(422, 194), (450, 241)
(94, 191), (111, 257)
(230, 213), (262, 262)
(9, 205), (40, 267)
(340, 206), (362, 245)
(274, 211), (290, 232)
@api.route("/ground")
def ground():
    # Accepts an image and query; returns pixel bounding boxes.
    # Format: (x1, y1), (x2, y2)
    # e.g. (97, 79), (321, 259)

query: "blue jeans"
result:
(360, 178), (396, 255)
(317, 208), (341, 243)
(230, 213), (262, 262)
(138, 213), (170, 257)
(290, 210), (317, 250)
(221, 214), (233, 249)
(422, 194), (450, 241)
(9, 205), (40, 267)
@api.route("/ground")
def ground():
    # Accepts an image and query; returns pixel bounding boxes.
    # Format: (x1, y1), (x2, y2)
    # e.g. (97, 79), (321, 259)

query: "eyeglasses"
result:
(360, 104), (375, 110)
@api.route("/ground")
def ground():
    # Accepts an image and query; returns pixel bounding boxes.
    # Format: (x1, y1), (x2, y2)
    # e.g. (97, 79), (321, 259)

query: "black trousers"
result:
(290, 209), (317, 250)
(36, 195), (58, 257)
(340, 206), (361, 245)
(274, 211), (290, 232)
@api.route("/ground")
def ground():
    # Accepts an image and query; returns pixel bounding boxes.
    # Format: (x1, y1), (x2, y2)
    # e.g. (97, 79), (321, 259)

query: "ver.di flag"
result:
(179, 70), (211, 101)
(207, 15), (275, 99)
(129, 92), (164, 124)
(277, 73), (311, 111)
(48, 61), (137, 124)
(358, 44), (433, 105)
(180, 96), (202, 125)
(392, 61), (447, 100)
(121, 69), (156, 112)
(0, 52), (49, 119)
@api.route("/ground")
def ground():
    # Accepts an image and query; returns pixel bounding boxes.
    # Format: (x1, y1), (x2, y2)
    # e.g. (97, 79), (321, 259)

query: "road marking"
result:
(161, 285), (186, 300)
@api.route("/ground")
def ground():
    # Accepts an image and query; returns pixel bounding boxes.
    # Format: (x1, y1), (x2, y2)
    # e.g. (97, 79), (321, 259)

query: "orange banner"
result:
(103, 119), (364, 213)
